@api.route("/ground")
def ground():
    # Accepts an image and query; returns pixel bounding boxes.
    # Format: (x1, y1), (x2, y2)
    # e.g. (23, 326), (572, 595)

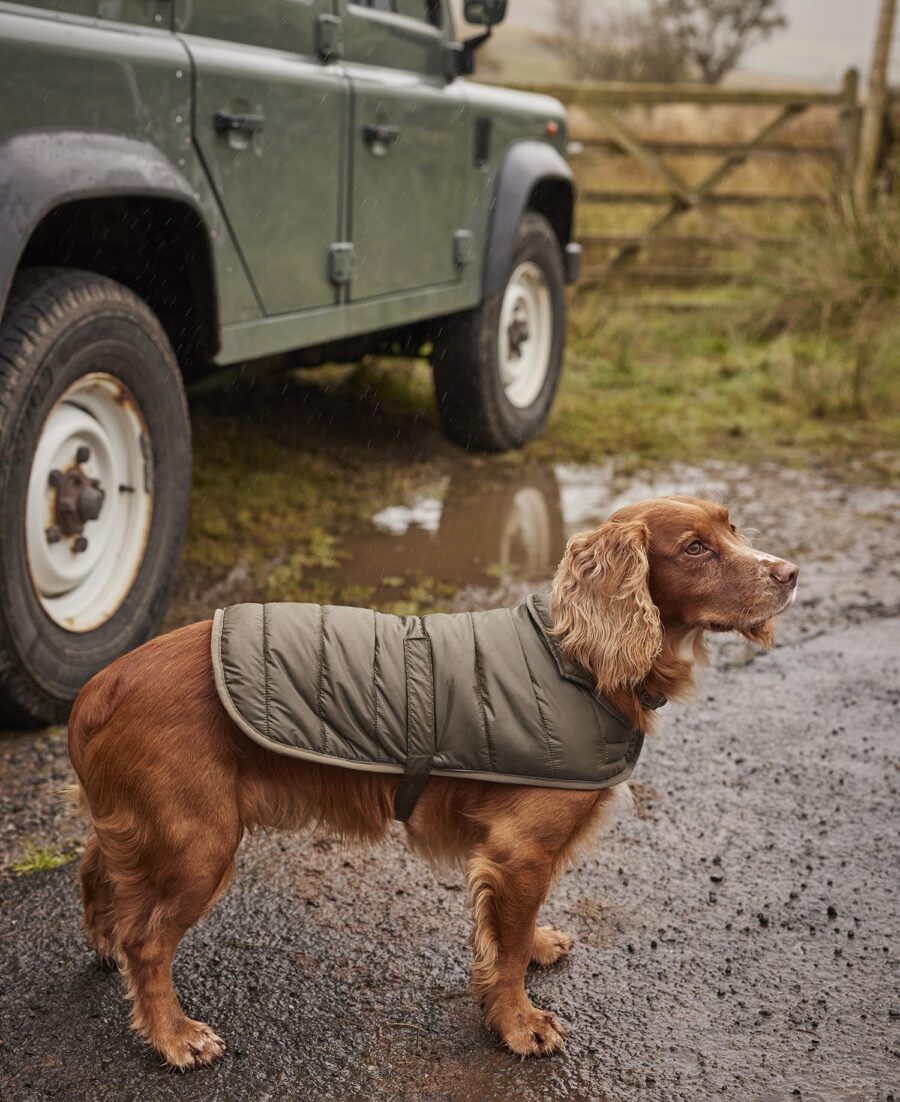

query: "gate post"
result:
(836, 68), (860, 198)
(853, 0), (897, 210)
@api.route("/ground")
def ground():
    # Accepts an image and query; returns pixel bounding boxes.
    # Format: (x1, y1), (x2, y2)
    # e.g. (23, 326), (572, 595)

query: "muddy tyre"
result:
(432, 211), (566, 453)
(0, 268), (191, 727)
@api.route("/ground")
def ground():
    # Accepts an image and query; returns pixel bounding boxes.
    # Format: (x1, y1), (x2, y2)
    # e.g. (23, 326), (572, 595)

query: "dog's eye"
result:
(685, 540), (705, 555)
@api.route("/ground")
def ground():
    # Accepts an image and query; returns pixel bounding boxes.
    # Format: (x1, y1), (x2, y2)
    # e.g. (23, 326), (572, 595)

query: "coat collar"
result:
(526, 594), (664, 731)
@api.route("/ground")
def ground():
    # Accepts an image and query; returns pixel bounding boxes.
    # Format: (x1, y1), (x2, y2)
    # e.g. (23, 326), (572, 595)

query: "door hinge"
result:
(316, 14), (344, 62)
(329, 242), (355, 285)
(453, 230), (475, 268)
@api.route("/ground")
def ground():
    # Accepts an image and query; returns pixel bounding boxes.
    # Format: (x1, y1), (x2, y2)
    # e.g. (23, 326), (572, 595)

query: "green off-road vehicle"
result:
(0, 0), (580, 726)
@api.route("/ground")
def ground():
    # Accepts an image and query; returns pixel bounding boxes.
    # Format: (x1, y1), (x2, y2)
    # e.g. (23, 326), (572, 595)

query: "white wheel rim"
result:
(25, 373), (154, 633)
(498, 261), (553, 409)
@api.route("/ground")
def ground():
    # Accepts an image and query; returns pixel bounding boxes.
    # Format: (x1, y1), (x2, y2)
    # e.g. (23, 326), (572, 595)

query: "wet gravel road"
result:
(1, 463), (898, 1102)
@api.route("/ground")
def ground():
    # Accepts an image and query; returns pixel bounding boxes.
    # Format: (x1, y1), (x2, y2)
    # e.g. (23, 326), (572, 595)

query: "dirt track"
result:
(1, 458), (898, 1102)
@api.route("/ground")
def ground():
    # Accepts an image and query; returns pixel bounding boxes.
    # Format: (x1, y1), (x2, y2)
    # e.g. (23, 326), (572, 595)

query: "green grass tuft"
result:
(12, 843), (80, 875)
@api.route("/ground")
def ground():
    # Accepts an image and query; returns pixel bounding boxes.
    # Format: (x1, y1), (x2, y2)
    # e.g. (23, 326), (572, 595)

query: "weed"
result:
(12, 843), (80, 875)
(749, 197), (900, 416)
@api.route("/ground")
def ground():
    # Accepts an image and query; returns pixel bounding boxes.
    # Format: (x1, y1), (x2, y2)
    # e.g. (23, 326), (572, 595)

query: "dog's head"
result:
(550, 496), (798, 696)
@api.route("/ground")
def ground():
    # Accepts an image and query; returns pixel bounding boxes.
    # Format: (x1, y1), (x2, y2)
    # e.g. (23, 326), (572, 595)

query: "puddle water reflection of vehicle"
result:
(338, 462), (740, 600)
(342, 467), (565, 595)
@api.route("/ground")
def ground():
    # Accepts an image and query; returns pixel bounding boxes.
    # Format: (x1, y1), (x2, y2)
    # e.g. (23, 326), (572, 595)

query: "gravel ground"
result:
(1, 460), (898, 1102)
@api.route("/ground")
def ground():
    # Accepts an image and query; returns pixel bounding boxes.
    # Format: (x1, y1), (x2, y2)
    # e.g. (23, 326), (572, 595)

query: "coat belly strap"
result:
(393, 625), (437, 821)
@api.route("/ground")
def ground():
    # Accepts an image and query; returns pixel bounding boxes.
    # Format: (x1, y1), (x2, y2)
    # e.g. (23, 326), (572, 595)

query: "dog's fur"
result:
(67, 496), (797, 1069)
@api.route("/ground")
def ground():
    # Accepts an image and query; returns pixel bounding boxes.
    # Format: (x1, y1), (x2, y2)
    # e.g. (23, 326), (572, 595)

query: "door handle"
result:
(363, 124), (399, 148)
(214, 111), (265, 135)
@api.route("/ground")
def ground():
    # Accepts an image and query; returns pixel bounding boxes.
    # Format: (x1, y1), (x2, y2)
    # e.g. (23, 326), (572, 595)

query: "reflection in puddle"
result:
(333, 466), (566, 601)
(336, 461), (742, 601)
(371, 481), (448, 535)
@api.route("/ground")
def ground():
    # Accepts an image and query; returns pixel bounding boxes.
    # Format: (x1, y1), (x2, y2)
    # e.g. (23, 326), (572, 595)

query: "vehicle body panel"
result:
(0, 2), (259, 327)
(338, 1), (450, 76)
(343, 63), (467, 300)
(455, 81), (569, 295)
(5, 0), (172, 28)
(179, 1), (349, 315)
(0, 0), (575, 366)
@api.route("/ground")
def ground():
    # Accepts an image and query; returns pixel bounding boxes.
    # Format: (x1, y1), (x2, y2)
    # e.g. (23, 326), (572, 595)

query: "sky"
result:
(478, 1), (899, 86)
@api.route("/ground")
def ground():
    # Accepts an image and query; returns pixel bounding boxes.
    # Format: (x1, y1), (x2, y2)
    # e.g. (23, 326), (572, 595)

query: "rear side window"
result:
(350, 0), (442, 26)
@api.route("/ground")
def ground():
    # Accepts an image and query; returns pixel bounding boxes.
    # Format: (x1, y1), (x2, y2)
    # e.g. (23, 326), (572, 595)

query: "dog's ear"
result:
(740, 618), (776, 649)
(550, 520), (662, 695)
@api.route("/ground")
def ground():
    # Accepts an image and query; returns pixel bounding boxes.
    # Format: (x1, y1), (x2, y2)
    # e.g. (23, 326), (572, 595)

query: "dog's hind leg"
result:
(467, 832), (566, 1057)
(80, 832), (117, 968)
(97, 809), (240, 1071)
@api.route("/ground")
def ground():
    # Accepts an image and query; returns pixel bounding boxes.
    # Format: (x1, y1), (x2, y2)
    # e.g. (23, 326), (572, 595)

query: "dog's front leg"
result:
(466, 837), (567, 1057)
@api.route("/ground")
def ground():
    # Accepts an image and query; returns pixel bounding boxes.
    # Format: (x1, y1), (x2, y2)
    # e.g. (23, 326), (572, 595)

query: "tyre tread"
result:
(0, 267), (188, 726)
(432, 212), (566, 453)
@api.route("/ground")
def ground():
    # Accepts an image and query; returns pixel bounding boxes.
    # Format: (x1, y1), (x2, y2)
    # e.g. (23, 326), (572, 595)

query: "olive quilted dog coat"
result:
(212, 595), (644, 819)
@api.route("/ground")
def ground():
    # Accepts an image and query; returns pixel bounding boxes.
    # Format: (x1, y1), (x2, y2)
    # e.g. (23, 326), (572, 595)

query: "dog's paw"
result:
(95, 950), (119, 973)
(86, 927), (118, 970)
(531, 925), (574, 968)
(498, 1006), (567, 1058)
(154, 1019), (226, 1071)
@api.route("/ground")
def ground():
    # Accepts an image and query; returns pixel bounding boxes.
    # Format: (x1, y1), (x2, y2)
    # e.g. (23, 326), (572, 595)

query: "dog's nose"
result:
(772, 560), (799, 587)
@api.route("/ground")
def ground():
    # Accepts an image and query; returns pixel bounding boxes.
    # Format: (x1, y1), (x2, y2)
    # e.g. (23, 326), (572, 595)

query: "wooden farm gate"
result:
(518, 72), (863, 298)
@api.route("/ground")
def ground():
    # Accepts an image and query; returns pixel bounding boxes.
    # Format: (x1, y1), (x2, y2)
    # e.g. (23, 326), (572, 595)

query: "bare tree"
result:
(660, 0), (788, 84)
(545, 0), (786, 84)
(546, 0), (689, 83)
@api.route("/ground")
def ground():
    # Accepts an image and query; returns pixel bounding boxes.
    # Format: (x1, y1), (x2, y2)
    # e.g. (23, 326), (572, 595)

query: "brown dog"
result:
(68, 496), (797, 1069)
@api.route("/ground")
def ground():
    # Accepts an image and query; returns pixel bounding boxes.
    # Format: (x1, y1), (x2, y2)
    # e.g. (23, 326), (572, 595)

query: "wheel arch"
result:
(482, 140), (576, 298)
(0, 131), (219, 368)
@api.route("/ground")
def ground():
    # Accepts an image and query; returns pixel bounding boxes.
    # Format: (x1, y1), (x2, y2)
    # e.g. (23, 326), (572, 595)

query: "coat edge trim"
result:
(211, 608), (637, 791)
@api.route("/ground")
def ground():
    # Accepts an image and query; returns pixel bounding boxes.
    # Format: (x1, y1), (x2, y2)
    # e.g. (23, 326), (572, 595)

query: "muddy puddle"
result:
(304, 458), (900, 636)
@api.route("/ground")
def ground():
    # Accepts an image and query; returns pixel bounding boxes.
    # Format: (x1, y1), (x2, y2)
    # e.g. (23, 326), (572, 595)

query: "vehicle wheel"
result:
(432, 211), (566, 452)
(0, 268), (191, 726)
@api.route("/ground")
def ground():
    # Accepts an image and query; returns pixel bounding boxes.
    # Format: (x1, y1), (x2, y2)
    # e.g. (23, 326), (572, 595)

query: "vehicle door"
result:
(339, 0), (466, 300)
(178, 0), (349, 315)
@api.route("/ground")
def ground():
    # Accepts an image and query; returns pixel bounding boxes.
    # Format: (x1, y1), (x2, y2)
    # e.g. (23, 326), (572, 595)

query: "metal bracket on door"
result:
(453, 230), (475, 268)
(329, 243), (356, 285)
(316, 14), (344, 62)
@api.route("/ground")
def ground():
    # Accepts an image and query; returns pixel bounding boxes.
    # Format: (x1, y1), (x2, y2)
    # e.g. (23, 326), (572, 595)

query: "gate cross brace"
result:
(593, 103), (807, 273)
